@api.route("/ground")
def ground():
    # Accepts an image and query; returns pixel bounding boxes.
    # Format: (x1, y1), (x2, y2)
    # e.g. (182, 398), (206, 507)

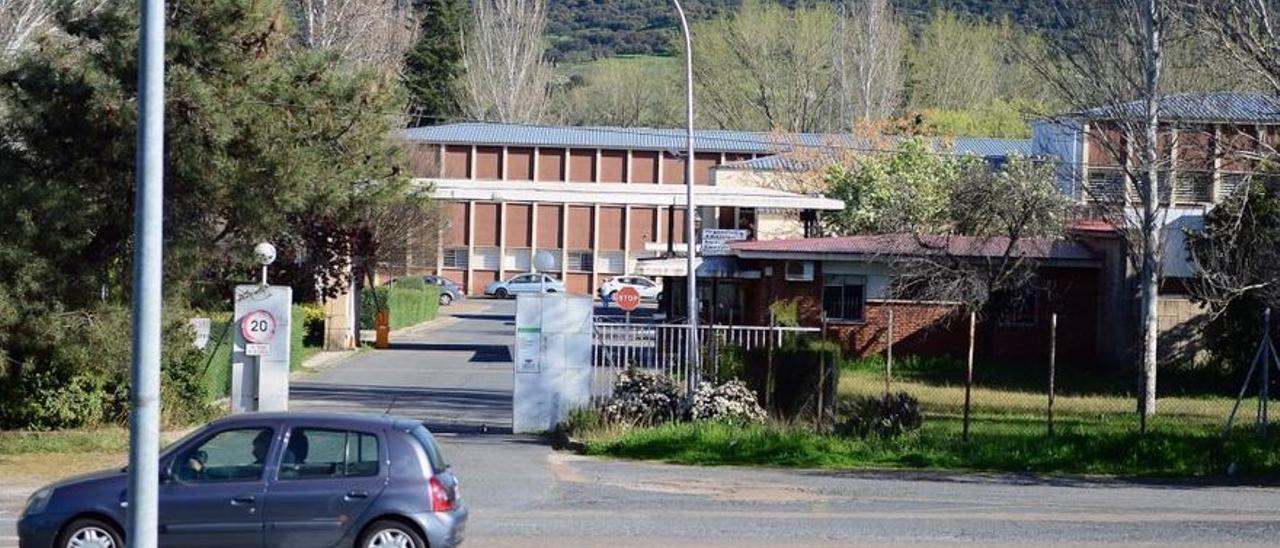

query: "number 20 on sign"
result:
(240, 310), (277, 344)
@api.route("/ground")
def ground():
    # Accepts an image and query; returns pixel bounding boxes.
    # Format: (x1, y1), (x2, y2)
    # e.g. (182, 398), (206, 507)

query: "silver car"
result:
(483, 273), (565, 298)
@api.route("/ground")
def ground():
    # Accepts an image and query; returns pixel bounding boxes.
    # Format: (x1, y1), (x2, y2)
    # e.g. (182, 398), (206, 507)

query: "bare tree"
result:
(460, 0), (554, 124)
(1028, 0), (1172, 430)
(284, 0), (417, 72)
(834, 0), (903, 125)
(0, 0), (110, 60)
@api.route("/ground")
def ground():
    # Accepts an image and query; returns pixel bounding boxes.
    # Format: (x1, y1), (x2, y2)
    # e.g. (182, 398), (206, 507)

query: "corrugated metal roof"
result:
(401, 122), (1032, 159)
(731, 234), (1096, 262)
(402, 122), (841, 153)
(1075, 91), (1280, 123)
(721, 136), (1034, 172)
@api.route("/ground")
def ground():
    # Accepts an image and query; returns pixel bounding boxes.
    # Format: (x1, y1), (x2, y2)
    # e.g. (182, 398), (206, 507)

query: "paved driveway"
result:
(291, 298), (1280, 547)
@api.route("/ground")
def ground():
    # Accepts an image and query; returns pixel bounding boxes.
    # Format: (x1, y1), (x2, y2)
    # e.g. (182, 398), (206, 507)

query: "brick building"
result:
(711, 234), (1108, 365)
(402, 123), (1029, 296)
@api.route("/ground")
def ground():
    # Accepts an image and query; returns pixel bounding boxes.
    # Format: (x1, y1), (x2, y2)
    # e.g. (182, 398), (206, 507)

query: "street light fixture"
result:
(672, 0), (701, 383)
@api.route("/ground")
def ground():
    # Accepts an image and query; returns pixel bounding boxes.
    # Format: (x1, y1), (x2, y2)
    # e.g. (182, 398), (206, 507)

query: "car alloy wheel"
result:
(360, 520), (426, 548)
(494, 288), (509, 299)
(368, 529), (415, 548)
(61, 520), (121, 548)
(439, 293), (453, 306)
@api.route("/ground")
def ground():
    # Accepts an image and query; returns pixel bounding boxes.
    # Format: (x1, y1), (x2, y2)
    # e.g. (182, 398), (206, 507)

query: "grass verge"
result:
(581, 420), (1280, 479)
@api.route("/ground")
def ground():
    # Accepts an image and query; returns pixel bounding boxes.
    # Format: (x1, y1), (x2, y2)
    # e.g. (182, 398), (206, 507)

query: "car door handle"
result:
(230, 494), (256, 506)
(344, 490), (369, 500)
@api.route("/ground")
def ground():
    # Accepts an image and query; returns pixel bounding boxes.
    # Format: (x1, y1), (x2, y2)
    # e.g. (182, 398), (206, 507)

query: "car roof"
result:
(205, 411), (417, 430)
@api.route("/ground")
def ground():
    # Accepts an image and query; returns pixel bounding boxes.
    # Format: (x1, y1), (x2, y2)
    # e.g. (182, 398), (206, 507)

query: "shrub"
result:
(359, 284), (440, 330)
(603, 368), (681, 426)
(836, 392), (923, 439)
(0, 305), (215, 430)
(297, 302), (326, 347)
(392, 277), (427, 290)
(686, 380), (766, 423)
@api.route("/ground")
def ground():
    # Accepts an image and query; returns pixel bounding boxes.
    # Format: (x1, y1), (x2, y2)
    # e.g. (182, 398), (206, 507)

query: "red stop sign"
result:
(615, 286), (642, 312)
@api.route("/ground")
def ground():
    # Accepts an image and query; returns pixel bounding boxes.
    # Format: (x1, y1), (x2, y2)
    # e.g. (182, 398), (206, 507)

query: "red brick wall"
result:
(567, 206), (592, 249)
(631, 151), (659, 183)
(474, 146), (502, 180)
(537, 204), (563, 248)
(447, 203), (468, 246)
(565, 273), (592, 295)
(537, 149), (565, 181)
(569, 149), (596, 182)
(507, 147), (534, 180)
(505, 204), (531, 248)
(629, 207), (656, 250)
(443, 145), (470, 178)
(598, 206), (624, 250)
(473, 203), (499, 247)
(469, 270), (498, 296)
(743, 260), (1101, 365)
(600, 150), (626, 183)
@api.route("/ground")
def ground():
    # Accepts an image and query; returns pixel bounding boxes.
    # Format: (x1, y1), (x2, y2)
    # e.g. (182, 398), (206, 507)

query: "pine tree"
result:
(404, 0), (467, 126)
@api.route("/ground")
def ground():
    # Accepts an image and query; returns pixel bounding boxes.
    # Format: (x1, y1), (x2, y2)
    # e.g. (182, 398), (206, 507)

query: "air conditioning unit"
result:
(784, 260), (814, 282)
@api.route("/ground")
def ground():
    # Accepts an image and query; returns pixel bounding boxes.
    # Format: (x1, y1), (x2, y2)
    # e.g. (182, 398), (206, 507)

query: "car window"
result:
(174, 427), (272, 483)
(280, 428), (380, 480)
(512, 275), (532, 284)
(409, 425), (448, 474)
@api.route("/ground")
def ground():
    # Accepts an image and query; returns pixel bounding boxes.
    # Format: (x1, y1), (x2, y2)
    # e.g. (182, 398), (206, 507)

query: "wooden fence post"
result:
(885, 309), (894, 397)
(963, 310), (976, 443)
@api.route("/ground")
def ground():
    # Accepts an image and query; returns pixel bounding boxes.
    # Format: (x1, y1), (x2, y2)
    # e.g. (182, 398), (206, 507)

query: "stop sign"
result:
(615, 286), (642, 312)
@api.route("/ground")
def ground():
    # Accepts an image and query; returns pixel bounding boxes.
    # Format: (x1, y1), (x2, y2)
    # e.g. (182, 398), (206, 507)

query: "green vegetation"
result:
(359, 280), (442, 331)
(405, 0), (468, 123)
(580, 420), (1280, 479)
(573, 358), (1277, 478)
(198, 303), (327, 402)
(0, 0), (425, 431)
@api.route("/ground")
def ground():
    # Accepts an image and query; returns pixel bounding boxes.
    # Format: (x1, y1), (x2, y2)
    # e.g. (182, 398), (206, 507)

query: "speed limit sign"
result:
(240, 310), (277, 344)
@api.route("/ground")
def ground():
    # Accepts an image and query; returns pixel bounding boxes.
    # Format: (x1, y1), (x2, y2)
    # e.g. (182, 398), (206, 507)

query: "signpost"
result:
(700, 228), (750, 256)
(232, 284), (292, 413)
(615, 285), (641, 324)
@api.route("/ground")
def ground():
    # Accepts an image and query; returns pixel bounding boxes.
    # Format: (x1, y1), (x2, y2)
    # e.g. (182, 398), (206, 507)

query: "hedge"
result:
(199, 303), (325, 400)
(359, 281), (441, 331)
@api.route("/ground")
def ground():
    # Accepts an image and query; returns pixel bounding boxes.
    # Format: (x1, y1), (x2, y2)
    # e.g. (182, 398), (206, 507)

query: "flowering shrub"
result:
(836, 392), (923, 439)
(687, 379), (767, 423)
(603, 368), (681, 426)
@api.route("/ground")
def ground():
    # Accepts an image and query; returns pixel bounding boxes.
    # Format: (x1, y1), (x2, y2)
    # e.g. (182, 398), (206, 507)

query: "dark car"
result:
(18, 412), (466, 548)
(423, 275), (465, 306)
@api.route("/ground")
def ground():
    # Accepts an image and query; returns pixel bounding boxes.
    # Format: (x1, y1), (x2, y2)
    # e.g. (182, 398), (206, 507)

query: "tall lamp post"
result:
(672, 0), (700, 381)
(128, 0), (165, 546)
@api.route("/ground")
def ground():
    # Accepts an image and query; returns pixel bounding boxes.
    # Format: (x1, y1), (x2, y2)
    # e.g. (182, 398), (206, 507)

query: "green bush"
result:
(359, 284), (441, 330)
(0, 305), (215, 430)
(392, 277), (427, 290)
(836, 392), (924, 439)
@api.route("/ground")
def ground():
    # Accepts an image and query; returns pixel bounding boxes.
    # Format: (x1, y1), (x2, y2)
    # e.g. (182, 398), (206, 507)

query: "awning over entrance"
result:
(634, 256), (758, 278)
(417, 179), (845, 210)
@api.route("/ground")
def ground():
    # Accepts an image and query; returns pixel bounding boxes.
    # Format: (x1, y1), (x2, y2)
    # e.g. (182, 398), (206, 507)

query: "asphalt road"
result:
(6, 298), (1280, 547)
(293, 298), (1280, 547)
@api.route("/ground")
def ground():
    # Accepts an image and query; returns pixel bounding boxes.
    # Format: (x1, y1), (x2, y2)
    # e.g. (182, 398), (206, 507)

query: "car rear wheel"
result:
(494, 288), (509, 299)
(58, 518), (123, 548)
(439, 293), (453, 306)
(359, 519), (426, 548)
(655, 292), (663, 302)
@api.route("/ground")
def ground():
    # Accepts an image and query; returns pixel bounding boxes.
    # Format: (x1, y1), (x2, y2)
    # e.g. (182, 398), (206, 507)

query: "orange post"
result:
(374, 310), (390, 349)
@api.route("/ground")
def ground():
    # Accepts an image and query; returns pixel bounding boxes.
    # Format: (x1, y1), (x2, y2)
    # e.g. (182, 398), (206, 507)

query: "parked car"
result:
(483, 273), (565, 298)
(423, 275), (465, 306)
(18, 412), (466, 548)
(598, 276), (662, 301)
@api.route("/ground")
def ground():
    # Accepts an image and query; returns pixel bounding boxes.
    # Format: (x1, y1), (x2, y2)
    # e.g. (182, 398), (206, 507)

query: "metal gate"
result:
(590, 321), (820, 403)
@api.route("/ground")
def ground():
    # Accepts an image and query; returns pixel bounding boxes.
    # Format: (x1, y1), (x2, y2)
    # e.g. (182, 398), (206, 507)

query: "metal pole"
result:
(128, 0), (165, 545)
(673, 0), (700, 385)
(1048, 313), (1057, 437)
(1260, 308), (1271, 436)
(885, 309), (894, 397)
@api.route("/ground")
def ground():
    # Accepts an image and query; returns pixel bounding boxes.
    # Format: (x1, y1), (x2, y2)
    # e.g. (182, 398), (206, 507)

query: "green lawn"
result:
(576, 366), (1280, 479)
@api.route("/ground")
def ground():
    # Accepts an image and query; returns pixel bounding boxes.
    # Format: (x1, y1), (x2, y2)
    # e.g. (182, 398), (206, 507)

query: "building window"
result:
(570, 250), (593, 272)
(737, 208), (757, 238)
(1219, 173), (1249, 199)
(1172, 172), (1212, 204)
(442, 248), (468, 269)
(822, 275), (865, 322)
(784, 261), (813, 281)
(1084, 168), (1124, 203)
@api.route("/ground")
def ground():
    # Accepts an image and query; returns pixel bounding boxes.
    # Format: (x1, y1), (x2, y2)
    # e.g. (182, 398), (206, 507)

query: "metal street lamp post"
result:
(672, 0), (701, 384)
(127, 0), (165, 546)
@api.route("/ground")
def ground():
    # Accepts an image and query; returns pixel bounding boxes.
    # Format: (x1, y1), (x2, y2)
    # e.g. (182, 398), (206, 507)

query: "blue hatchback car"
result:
(18, 412), (467, 548)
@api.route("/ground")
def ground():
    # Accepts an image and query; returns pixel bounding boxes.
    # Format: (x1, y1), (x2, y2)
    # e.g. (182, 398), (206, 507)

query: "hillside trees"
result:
(461, 0), (555, 123)
(404, 0), (467, 124)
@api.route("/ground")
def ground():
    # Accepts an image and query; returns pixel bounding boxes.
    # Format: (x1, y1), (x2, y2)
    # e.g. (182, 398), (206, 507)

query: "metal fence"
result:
(590, 322), (819, 403)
